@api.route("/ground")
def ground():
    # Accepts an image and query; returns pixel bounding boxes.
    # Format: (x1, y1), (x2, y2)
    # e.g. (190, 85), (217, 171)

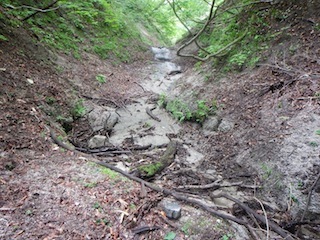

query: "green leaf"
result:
(0, 34), (8, 41)
(96, 74), (107, 83)
(164, 231), (176, 240)
(316, 130), (320, 135)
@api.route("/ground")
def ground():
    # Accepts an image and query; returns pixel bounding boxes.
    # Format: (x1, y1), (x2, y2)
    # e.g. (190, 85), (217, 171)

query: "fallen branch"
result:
(5, 1), (59, 13)
(173, 167), (218, 181)
(168, 69), (182, 75)
(82, 95), (122, 108)
(135, 141), (177, 178)
(76, 144), (152, 154)
(254, 197), (270, 240)
(210, 193), (295, 240)
(177, 180), (243, 190)
(50, 128), (75, 151)
(146, 106), (161, 122)
(49, 128), (293, 238)
(93, 150), (132, 156)
(5, 1), (60, 21)
(49, 128), (246, 224)
(132, 225), (160, 234)
(95, 160), (247, 226)
(133, 81), (146, 92)
(300, 171), (320, 222)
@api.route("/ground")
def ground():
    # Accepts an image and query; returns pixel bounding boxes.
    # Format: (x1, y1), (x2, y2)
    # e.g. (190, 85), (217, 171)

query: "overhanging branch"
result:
(166, 0), (211, 54)
(5, 1), (60, 21)
(175, 0), (262, 61)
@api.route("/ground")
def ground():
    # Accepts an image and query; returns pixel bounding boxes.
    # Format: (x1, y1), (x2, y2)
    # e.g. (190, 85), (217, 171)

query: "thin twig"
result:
(242, 216), (260, 240)
(254, 197), (270, 240)
(146, 107), (161, 122)
(300, 171), (320, 222)
(133, 81), (146, 92)
(210, 193), (295, 240)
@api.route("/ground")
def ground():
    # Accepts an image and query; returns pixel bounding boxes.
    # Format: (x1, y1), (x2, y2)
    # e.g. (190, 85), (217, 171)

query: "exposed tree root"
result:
(49, 127), (296, 240)
(76, 144), (152, 154)
(146, 106), (161, 122)
(177, 180), (244, 190)
(210, 193), (296, 240)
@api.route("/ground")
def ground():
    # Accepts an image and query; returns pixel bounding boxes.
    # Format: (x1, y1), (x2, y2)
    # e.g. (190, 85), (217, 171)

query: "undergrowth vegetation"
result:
(196, 1), (286, 72)
(158, 94), (216, 124)
(0, 0), (176, 61)
(0, 0), (294, 68)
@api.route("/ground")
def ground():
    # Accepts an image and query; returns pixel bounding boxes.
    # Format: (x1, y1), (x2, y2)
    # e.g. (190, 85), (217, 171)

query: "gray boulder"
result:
(162, 201), (181, 220)
(88, 135), (108, 148)
(203, 116), (220, 131)
(151, 47), (172, 61)
(218, 119), (234, 132)
(88, 108), (118, 132)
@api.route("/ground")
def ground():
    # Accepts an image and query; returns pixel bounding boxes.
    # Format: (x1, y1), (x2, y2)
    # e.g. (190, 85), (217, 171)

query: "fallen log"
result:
(210, 193), (295, 240)
(135, 141), (177, 178)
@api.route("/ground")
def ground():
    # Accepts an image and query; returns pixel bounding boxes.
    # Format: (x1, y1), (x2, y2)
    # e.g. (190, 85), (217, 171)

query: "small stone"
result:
(88, 135), (108, 148)
(104, 113), (118, 131)
(88, 108), (118, 132)
(0, 68), (6, 71)
(218, 119), (234, 132)
(115, 162), (129, 172)
(26, 78), (34, 84)
(163, 201), (181, 219)
(202, 116), (220, 131)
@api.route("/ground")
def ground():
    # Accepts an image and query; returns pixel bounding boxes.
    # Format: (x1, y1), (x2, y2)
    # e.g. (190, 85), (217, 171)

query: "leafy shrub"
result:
(166, 99), (192, 122)
(160, 97), (214, 124)
(71, 99), (86, 119)
(193, 100), (210, 123)
(0, 34), (8, 41)
(157, 93), (167, 108)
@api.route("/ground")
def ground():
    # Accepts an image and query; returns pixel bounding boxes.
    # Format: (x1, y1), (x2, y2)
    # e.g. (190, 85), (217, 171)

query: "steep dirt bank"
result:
(166, 13), (320, 238)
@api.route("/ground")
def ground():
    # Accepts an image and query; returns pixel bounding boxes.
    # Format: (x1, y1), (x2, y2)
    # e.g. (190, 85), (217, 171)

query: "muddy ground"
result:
(1, 10), (320, 240)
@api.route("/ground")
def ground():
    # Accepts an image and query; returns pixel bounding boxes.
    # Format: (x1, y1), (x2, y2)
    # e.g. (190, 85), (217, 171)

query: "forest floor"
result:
(1, 13), (320, 240)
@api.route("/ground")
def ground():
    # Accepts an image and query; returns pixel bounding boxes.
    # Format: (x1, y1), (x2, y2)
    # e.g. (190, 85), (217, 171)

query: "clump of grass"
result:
(71, 99), (86, 119)
(158, 94), (216, 124)
(96, 74), (107, 83)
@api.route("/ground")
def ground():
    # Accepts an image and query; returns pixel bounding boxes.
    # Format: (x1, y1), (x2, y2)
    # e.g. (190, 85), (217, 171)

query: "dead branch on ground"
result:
(300, 171), (320, 222)
(76, 144), (152, 154)
(135, 141), (177, 178)
(177, 180), (244, 190)
(82, 95), (123, 108)
(49, 128), (295, 239)
(210, 193), (295, 240)
(254, 197), (270, 240)
(95, 160), (247, 225)
(146, 106), (161, 122)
